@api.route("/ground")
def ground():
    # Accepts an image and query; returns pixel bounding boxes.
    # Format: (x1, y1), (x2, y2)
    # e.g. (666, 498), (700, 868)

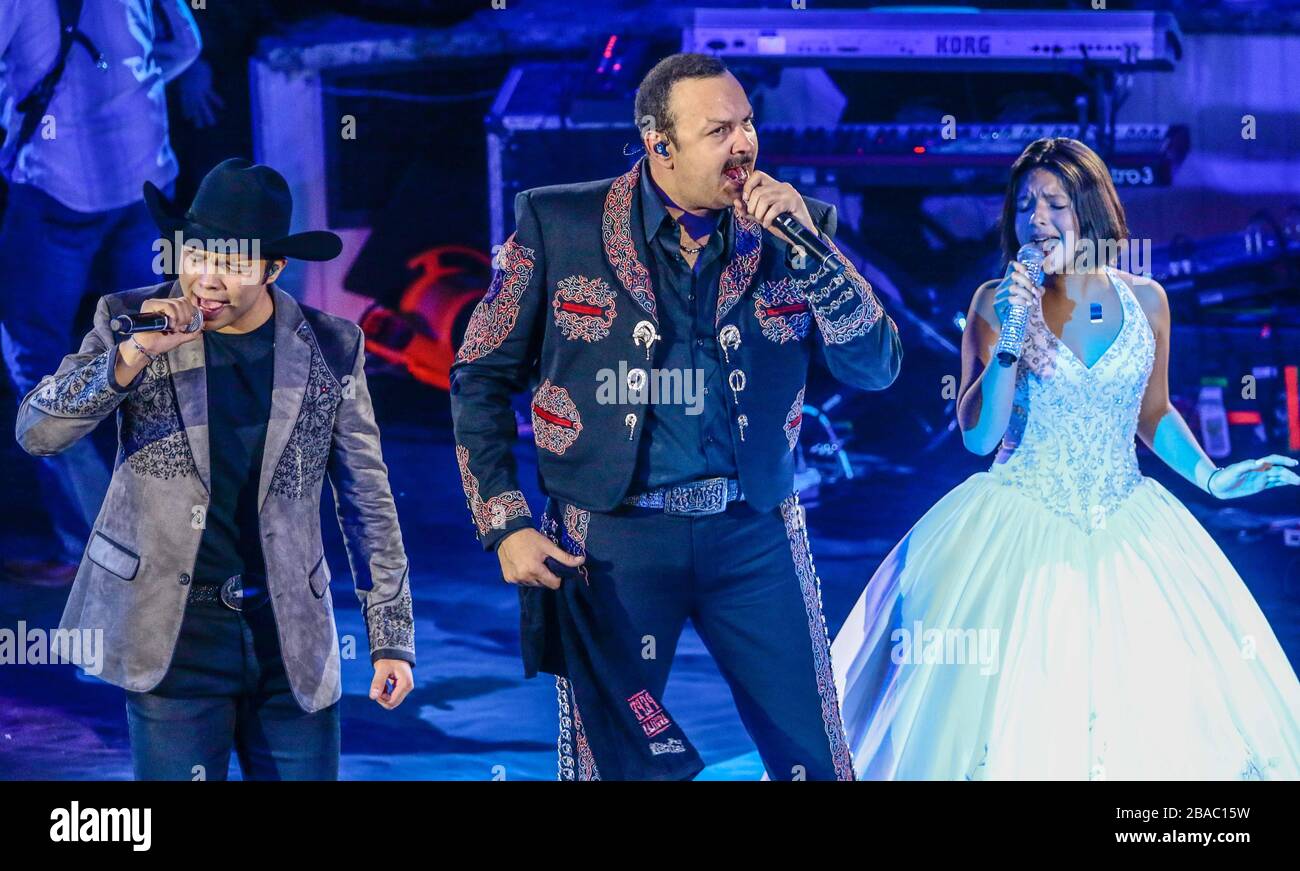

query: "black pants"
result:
(548, 492), (855, 781)
(124, 594), (340, 781)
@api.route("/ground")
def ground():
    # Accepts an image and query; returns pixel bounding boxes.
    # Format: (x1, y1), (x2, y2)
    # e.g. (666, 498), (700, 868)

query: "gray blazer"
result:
(15, 281), (415, 712)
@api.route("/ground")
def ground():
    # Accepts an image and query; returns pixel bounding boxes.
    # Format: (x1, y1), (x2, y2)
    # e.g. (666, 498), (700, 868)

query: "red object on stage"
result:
(359, 246), (491, 392)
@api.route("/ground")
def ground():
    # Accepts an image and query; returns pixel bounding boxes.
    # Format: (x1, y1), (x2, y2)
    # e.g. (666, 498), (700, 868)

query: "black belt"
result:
(621, 477), (743, 516)
(188, 574), (269, 611)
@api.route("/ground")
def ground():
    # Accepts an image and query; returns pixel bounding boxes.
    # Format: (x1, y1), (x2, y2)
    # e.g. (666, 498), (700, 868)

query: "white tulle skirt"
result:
(830, 471), (1300, 780)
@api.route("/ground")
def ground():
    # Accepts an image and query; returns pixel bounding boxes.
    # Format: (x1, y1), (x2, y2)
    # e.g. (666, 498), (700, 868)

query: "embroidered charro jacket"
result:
(15, 281), (415, 713)
(449, 156), (903, 550)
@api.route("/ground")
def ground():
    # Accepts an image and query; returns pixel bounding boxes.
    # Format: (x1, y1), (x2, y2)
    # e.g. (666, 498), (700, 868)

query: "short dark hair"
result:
(634, 53), (730, 147)
(998, 137), (1129, 268)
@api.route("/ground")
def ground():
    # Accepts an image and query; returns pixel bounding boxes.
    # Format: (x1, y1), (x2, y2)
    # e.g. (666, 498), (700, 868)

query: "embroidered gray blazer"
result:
(15, 281), (414, 712)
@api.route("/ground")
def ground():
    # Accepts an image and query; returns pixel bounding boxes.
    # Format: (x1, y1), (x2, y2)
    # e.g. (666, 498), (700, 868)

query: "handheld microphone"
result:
(993, 243), (1045, 367)
(110, 310), (203, 335)
(729, 165), (845, 274)
(772, 212), (846, 275)
(111, 312), (171, 334)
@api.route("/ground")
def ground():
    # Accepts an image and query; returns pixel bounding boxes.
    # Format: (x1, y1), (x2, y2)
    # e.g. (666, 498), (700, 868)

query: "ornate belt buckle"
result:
(219, 574), (244, 611)
(663, 477), (727, 516)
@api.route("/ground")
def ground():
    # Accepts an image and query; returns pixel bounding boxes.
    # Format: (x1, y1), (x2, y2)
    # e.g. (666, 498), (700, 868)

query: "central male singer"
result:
(16, 159), (415, 779)
(450, 53), (902, 780)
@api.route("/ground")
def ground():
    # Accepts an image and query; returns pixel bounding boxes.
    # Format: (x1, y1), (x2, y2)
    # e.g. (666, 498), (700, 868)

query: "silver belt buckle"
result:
(663, 477), (728, 516)
(219, 574), (244, 611)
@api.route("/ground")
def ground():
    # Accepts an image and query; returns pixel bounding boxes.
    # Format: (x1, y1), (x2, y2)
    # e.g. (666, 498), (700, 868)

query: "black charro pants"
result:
(545, 492), (855, 781)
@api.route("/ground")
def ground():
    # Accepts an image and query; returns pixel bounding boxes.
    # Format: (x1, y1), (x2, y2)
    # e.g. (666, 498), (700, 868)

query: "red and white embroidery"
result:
(780, 493), (856, 781)
(573, 699), (600, 780)
(784, 386), (806, 452)
(483, 491), (531, 533)
(553, 275), (617, 342)
(715, 216), (763, 327)
(602, 164), (657, 320)
(531, 379), (583, 455)
(455, 444), (531, 536)
(754, 277), (813, 344)
(562, 503), (590, 553)
(455, 233), (536, 364)
(627, 689), (672, 738)
(547, 500), (600, 781)
(556, 675), (601, 781)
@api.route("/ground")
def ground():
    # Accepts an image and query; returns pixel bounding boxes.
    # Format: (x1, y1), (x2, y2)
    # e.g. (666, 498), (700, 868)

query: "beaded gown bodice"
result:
(990, 267), (1157, 534)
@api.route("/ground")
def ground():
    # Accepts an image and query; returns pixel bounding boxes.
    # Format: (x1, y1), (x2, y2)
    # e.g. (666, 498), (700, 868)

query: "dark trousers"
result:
(549, 492), (855, 781)
(124, 595), (340, 781)
(0, 183), (166, 561)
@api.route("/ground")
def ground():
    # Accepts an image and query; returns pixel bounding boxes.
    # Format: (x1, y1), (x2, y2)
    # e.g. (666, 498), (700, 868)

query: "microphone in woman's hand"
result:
(994, 244), (1045, 367)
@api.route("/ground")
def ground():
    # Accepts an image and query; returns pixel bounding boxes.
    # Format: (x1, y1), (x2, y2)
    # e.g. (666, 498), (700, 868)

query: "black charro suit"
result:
(450, 155), (902, 780)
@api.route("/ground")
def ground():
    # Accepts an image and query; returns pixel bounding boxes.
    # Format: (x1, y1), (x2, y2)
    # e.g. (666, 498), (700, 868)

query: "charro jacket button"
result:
(178, 572), (191, 585)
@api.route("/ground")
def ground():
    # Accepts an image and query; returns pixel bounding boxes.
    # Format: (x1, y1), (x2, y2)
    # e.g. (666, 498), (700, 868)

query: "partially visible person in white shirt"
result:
(0, 0), (200, 586)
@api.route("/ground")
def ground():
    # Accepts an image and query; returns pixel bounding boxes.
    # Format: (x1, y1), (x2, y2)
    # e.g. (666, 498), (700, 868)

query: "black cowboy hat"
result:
(143, 158), (343, 262)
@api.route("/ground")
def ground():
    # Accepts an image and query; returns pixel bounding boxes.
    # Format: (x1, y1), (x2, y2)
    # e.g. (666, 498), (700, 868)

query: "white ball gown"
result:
(830, 265), (1300, 779)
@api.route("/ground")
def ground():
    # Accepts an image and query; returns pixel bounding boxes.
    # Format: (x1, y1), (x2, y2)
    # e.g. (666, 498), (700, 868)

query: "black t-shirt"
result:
(192, 311), (276, 585)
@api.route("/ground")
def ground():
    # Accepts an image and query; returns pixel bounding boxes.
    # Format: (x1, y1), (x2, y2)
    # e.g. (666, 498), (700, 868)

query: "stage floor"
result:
(2, 371), (1298, 780)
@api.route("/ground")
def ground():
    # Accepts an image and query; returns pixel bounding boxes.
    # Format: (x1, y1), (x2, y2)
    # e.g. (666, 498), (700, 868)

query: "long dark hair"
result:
(997, 137), (1129, 270)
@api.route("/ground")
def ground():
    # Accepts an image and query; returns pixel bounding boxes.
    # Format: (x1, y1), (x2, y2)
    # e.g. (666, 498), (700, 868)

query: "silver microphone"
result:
(993, 243), (1045, 367)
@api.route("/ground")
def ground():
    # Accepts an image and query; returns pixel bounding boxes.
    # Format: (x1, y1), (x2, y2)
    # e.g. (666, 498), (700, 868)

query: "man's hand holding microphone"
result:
(113, 297), (203, 388)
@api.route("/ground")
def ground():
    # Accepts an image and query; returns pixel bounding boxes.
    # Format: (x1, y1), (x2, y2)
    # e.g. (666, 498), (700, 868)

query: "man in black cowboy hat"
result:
(16, 158), (416, 780)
